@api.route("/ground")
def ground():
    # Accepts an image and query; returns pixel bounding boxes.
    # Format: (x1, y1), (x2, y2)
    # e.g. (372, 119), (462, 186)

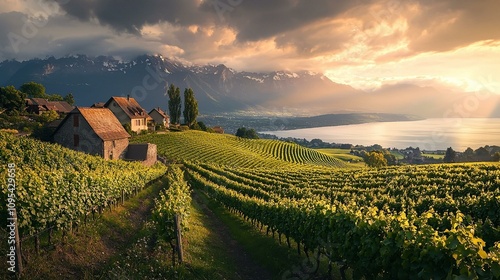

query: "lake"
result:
(261, 118), (500, 151)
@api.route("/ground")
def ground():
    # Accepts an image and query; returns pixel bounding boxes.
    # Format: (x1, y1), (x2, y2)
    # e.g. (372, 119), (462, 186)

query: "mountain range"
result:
(1, 54), (499, 117)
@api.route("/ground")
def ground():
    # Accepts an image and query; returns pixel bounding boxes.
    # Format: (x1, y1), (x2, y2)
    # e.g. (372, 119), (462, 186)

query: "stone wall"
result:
(54, 113), (104, 157)
(103, 138), (129, 160)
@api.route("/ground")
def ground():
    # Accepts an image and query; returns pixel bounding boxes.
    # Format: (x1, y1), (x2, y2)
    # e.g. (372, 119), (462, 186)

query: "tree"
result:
(382, 150), (397, 165)
(183, 88), (198, 127)
(20, 81), (47, 98)
(235, 127), (259, 139)
(196, 121), (207, 131)
(364, 151), (388, 168)
(493, 152), (500, 162)
(0, 86), (26, 114)
(475, 147), (491, 161)
(463, 147), (474, 161)
(167, 84), (181, 125)
(47, 94), (63, 101)
(443, 147), (456, 163)
(38, 110), (59, 123)
(123, 123), (135, 135)
(64, 93), (75, 106)
(236, 127), (247, 138)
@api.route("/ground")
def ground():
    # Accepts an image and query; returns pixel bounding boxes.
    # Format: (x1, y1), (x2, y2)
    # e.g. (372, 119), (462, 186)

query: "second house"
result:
(104, 96), (151, 133)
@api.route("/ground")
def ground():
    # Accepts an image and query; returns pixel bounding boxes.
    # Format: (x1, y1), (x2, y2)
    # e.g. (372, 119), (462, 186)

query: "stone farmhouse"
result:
(53, 107), (131, 160)
(52, 98), (161, 166)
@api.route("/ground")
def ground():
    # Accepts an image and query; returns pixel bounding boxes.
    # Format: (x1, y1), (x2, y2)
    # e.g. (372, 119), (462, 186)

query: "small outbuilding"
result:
(125, 143), (158, 167)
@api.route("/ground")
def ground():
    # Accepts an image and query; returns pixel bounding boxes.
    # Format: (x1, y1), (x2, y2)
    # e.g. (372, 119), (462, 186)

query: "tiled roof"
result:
(29, 98), (50, 106)
(54, 107), (130, 141)
(104, 96), (150, 120)
(26, 98), (73, 113)
(149, 107), (169, 119)
(78, 107), (130, 140)
(213, 126), (224, 134)
(51, 101), (74, 113)
(91, 102), (105, 108)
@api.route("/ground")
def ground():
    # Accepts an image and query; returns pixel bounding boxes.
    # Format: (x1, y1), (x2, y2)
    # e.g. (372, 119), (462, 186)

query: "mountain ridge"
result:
(1, 54), (499, 117)
(0, 54), (361, 114)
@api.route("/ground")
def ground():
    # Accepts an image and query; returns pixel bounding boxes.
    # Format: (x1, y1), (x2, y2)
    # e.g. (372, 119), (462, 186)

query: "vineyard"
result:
(0, 132), (166, 244)
(2, 128), (500, 279)
(132, 131), (346, 168)
(185, 161), (500, 278)
(131, 131), (500, 278)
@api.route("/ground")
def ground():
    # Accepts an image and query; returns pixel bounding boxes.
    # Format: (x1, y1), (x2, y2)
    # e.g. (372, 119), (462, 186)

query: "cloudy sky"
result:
(0, 0), (499, 93)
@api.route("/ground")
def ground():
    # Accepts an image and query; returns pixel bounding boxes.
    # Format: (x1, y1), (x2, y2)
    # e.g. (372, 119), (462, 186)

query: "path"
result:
(192, 191), (274, 280)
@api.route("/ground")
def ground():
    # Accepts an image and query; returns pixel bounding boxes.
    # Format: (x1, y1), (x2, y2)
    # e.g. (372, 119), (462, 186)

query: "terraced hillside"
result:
(132, 131), (346, 168)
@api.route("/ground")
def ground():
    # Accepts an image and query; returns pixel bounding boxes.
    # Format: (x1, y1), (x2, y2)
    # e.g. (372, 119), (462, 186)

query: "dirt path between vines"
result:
(17, 180), (165, 279)
(192, 191), (274, 280)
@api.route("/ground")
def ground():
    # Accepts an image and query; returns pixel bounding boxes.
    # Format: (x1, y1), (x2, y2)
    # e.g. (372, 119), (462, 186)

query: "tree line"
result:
(0, 82), (75, 135)
(444, 146), (500, 163)
(0, 81), (74, 115)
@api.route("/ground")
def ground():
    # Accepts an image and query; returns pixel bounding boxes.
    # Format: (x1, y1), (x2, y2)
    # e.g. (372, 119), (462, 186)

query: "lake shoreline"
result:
(260, 118), (500, 151)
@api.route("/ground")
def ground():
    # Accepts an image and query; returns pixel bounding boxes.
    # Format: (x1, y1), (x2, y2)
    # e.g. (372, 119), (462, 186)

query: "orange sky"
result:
(0, 0), (498, 94)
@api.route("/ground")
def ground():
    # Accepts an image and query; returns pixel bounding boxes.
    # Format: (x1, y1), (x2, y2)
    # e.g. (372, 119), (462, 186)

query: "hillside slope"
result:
(0, 132), (166, 237)
(132, 131), (346, 169)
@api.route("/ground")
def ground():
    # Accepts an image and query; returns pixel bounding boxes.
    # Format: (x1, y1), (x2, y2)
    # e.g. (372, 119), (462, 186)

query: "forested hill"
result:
(199, 113), (423, 133)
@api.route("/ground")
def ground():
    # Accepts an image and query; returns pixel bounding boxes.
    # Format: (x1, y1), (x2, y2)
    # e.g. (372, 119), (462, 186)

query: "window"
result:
(73, 115), (79, 127)
(74, 134), (79, 147)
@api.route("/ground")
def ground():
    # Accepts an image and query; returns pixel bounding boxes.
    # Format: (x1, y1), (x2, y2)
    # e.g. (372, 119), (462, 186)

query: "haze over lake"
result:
(262, 118), (500, 151)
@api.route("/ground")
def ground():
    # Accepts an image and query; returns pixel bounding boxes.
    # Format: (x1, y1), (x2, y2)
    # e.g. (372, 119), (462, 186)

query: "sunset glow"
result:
(0, 0), (498, 95)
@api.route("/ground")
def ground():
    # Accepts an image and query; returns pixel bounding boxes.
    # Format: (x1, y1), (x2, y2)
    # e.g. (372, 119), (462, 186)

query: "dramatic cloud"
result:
(0, 0), (499, 93)
(407, 0), (500, 52)
(60, 0), (213, 33)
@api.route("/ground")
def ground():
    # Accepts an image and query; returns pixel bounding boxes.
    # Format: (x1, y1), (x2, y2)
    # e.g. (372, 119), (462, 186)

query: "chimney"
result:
(127, 94), (130, 101)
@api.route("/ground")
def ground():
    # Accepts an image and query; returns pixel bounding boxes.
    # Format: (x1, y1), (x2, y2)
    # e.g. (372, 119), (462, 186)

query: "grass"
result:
(197, 190), (296, 278)
(193, 190), (346, 279)
(316, 148), (364, 164)
(390, 150), (405, 160)
(422, 153), (445, 159)
(13, 174), (252, 279)
(101, 185), (320, 280)
(180, 192), (241, 279)
(7, 178), (167, 279)
(315, 148), (380, 168)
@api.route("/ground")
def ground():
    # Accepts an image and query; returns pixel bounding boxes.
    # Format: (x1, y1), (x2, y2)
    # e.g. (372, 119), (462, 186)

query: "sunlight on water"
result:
(263, 118), (500, 150)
